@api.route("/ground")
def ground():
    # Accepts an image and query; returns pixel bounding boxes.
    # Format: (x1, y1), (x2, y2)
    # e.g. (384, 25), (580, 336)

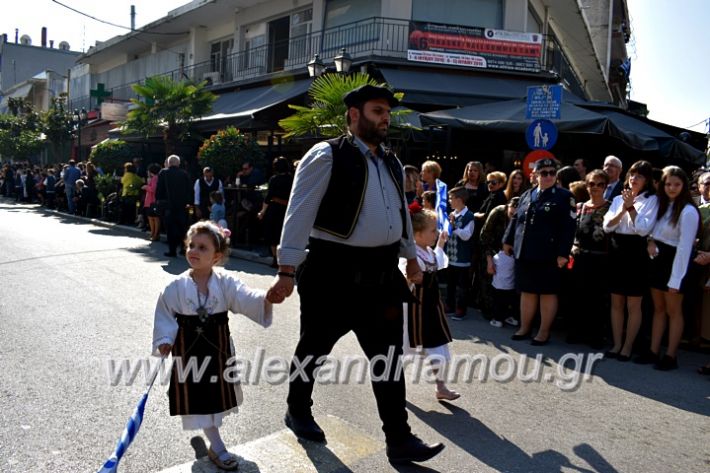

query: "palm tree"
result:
(122, 76), (216, 157)
(278, 72), (407, 139)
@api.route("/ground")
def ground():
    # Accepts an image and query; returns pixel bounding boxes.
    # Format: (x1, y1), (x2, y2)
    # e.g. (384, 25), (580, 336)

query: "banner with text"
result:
(408, 21), (542, 73)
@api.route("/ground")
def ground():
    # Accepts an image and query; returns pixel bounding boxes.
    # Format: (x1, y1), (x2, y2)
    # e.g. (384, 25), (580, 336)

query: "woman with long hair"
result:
(456, 161), (488, 213)
(602, 160), (658, 361)
(504, 169), (528, 201)
(637, 166), (700, 370)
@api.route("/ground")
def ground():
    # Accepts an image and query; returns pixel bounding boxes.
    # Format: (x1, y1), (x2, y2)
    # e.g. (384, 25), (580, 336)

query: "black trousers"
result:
(165, 207), (188, 253)
(492, 288), (518, 322)
(287, 239), (412, 443)
(446, 265), (470, 311)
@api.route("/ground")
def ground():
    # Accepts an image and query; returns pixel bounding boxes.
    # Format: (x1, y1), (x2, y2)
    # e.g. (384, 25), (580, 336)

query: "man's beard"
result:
(357, 114), (388, 146)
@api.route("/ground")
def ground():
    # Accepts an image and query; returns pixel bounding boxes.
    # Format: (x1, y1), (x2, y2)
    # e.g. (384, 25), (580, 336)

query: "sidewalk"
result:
(3, 198), (274, 266)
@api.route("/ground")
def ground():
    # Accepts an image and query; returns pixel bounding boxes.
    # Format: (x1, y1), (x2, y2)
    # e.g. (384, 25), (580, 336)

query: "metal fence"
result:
(69, 17), (587, 109)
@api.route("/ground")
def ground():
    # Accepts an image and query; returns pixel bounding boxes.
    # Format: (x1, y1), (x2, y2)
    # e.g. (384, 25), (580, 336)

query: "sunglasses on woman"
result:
(537, 170), (556, 177)
(486, 180), (499, 185)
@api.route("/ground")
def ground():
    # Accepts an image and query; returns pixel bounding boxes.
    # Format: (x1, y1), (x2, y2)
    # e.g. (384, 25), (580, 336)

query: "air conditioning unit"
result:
(202, 71), (221, 85)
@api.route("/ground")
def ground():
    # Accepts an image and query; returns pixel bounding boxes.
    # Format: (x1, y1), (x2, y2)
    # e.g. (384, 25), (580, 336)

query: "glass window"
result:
(289, 8), (313, 61)
(527, 6), (542, 33)
(324, 0), (381, 29)
(412, 0), (503, 29)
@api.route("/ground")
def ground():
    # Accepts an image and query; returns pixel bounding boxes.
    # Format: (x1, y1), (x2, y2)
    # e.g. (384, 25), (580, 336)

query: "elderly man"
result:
(268, 85), (444, 464)
(156, 155), (193, 257)
(193, 166), (223, 220)
(602, 155), (624, 200)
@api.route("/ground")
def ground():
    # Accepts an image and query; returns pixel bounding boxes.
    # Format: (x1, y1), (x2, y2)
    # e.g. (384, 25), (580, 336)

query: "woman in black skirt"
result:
(639, 166), (700, 370)
(602, 160), (657, 361)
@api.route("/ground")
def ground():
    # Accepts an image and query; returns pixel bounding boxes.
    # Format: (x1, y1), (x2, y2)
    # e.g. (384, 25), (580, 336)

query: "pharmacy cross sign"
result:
(90, 83), (112, 107)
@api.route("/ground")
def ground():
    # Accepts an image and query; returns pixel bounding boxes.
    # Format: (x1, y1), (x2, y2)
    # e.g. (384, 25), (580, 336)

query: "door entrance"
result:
(268, 16), (290, 72)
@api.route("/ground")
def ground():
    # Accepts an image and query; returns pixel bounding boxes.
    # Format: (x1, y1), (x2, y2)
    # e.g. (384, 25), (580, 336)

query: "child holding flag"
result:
(152, 221), (282, 470)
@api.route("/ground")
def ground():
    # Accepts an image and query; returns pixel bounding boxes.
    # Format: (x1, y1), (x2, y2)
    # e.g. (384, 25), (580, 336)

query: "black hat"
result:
(534, 158), (559, 171)
(343, 84), (399, 108)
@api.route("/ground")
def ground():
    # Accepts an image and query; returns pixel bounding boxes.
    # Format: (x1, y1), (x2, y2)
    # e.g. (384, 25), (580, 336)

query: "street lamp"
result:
(307, 54), (326, 78)
(71, 108), (88, 161)
(333, 48), (352, 74)
(307, 48), (352, 78)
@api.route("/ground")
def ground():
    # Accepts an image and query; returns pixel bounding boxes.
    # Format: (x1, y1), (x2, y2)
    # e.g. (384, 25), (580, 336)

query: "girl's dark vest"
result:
(313, 135), (408, 240)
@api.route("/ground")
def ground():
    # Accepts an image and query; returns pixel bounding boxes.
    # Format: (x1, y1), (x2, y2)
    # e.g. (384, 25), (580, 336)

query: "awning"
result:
(380, 68), (586, 108)
(420, 98), (706, 165)
(196, 78), (312, 129)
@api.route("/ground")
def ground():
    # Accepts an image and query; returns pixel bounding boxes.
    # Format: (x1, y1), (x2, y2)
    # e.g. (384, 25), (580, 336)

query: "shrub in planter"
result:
(197, 127), (264, 181)
(89, 139), (133, 175)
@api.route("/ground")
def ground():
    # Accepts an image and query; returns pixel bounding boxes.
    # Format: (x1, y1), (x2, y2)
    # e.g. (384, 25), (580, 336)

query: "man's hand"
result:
(158, 344), (172, 357)
(406, 258), (423, 285)
(557, 256), (569, 269)
(267, 265), (296, 302)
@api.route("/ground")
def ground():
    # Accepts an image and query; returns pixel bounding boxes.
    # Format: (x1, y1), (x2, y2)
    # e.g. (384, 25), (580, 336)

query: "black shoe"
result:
(386, 434), (445, 464)
(164, 251), (177, 257)
(530, 338), (549, 346)
(284, 410), (326, 442)
(511, 333), (530, 341)
(603, 350), (619, 359)
(654, 355), (678, 371)
(633, 350), (659, 365)
(616, 354), (631, 362)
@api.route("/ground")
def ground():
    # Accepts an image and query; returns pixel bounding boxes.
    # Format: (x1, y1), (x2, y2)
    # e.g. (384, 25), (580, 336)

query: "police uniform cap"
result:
(534, 158), (560, 171)
(343, 84), (399, 108)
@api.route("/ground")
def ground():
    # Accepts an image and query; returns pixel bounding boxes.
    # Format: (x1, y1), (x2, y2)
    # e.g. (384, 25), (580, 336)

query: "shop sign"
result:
(408, 21), (542, 73)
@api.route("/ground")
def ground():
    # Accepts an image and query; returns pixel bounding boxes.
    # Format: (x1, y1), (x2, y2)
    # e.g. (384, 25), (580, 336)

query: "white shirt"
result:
(278, 136), (415, 266)
(603, 193), (658, 236)
(449, 207), (475, 241)
(492, 250), (516, 290)
(652, 204), (699, 290)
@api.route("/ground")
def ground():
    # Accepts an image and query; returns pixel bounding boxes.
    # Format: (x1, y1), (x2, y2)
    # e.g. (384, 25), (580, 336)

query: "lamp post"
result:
(307, 48), (352, 77)
(71, 108), (88, 161)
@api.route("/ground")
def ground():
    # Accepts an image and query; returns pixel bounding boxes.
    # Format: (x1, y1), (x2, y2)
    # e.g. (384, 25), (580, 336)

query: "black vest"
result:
(313, 135), (408, 239)
(198, 178), (220, 208)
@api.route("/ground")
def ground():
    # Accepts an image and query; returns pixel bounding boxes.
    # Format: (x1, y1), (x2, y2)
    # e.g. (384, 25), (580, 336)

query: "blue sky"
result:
(2, 1), (708, 135)
(627, 0), (709, 133)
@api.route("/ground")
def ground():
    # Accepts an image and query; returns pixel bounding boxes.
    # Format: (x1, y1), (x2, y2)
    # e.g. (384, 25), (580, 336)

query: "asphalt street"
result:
(0, 199), (708, 473)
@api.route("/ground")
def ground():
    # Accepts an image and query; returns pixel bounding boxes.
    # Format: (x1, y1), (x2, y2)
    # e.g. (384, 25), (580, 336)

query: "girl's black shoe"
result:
(654, 355), (678, 371)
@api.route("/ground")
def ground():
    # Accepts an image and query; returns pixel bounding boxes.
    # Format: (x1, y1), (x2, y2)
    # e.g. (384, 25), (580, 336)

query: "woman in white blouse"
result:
(602, 160), (658, 361)
(638, 166), (700, 370)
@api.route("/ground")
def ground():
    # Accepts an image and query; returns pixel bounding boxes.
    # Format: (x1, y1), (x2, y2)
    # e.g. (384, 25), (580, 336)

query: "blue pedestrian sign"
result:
(526, 85), (562, 119)
(526, 119), (558, 150)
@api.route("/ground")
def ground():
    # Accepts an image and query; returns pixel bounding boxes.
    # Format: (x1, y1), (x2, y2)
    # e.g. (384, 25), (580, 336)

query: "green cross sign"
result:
(90, 83), (112, 107)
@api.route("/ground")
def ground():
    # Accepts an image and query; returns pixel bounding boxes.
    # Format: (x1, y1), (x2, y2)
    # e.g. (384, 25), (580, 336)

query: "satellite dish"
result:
(58, 41), (70, 51)
(20, 34), (32, 45)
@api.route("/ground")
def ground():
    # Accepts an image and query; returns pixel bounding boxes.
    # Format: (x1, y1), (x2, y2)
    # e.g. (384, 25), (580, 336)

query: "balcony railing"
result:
(68, 17), (587, 111)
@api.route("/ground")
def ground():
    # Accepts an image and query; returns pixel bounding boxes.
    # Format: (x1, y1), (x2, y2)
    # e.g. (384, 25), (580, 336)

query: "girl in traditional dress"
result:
(401, 203), (460, 401)
(152, 221), (277, 471)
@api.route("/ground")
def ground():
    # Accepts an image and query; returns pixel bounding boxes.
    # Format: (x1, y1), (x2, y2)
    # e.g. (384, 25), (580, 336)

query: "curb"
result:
(7, 199), (274, 267)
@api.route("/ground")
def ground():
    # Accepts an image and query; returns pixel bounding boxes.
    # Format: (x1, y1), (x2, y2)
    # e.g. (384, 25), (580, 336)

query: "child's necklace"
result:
(196, 285), (209, 322)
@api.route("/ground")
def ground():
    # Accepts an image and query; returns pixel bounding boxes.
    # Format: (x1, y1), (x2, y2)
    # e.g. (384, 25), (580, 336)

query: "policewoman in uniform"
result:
(267, 84), (444, 464)
(503, 158), (576, 345)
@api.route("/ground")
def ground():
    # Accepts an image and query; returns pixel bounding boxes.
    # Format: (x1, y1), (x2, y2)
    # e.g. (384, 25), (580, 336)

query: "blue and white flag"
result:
(97, 357), (164, 473)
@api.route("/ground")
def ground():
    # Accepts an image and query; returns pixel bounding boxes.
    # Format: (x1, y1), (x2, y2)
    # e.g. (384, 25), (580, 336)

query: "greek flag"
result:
(97, 357), (164, 473)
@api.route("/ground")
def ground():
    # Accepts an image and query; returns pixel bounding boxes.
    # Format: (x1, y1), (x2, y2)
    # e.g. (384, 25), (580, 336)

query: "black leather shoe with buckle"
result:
(386, 435), (445, 464)
(284, 410), (326, 442)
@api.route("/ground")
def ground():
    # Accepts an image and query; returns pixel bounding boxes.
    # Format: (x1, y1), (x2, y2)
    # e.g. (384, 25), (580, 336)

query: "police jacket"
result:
(503, 186), (576, 261)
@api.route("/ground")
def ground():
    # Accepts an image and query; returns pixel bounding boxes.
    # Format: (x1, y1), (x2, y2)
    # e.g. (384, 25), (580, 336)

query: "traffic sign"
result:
(526, 84), (562, 119)
(526, 119), (558, 150)
(522, 150), (556, 177)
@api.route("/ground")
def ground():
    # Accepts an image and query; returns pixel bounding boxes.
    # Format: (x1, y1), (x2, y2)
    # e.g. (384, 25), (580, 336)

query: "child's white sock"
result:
(203, 426), (226, 454)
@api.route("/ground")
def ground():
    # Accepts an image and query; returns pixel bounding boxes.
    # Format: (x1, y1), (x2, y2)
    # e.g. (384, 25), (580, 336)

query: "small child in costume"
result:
(401, 202), (460, 401)
(152, 221), (281, 471)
